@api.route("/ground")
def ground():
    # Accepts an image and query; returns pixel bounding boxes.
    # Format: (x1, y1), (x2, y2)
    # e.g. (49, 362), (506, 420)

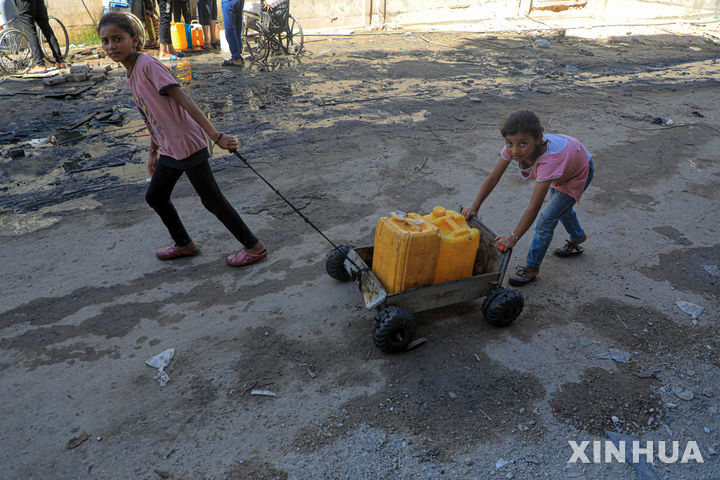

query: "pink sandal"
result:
(156, 243), (199, 260)
(226, 249), (267, 267)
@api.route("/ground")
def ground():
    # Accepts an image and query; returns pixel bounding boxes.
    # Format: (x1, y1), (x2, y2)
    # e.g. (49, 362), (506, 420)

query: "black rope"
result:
(231, 150), (366, 272)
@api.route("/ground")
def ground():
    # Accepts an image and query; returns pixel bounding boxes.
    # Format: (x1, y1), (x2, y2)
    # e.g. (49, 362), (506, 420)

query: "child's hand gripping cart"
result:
(325, 216), (524, 353)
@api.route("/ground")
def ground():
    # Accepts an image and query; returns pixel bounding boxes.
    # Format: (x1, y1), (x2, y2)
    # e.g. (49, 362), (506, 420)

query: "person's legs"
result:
(220, 0), (243, 64)
(145, 163), (195, 247)
(157, 0), (177, 56)
(561, 159), (594, 240)
(210, 19), (219, 44)
(197, 0), (211, 48)
(172, 0), (182, 22)
(32, 0), (63, 65)
(181, 0), (191, 23)
(526, 188), (578, 269)
(184, 160), (262, 251)
(15, 0), (45, 69)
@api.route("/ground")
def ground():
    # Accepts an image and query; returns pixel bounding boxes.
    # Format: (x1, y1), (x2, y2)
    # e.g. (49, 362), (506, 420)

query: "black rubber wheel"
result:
(373, 306), (416, 353)
(325, 245), (352, 282)
(40, 16), (69, 63)
(482, 288), (523, 327)
(0, 29), (31, 75)
(244, 23), (270, 62)
(279, 14), (303, 55)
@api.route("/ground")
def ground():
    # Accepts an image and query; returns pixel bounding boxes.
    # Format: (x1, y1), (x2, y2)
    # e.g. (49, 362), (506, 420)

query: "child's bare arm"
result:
(494, 180), (551, 250)
(462, 158), (510, 219)
(165, 86), (240, 151)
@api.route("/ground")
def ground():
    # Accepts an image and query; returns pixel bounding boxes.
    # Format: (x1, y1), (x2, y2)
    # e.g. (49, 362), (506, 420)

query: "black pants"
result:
(172, 0), (191, 23)
(157, 0), (172, 44)
(15, 0), (61, 65)
(197, 0), (217, 25)
(146, 161), (259, 249)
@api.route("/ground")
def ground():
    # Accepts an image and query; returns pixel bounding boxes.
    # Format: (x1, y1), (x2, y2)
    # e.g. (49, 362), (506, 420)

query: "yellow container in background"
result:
(372, 212), (440, 294)
(422, 206), (479, 283)
(171, 22), (188, 51)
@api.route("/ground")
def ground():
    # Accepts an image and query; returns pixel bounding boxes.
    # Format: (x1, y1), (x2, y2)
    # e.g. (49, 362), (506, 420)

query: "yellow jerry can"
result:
(372, 212), (440, 294)
(422, 206), (480, 283)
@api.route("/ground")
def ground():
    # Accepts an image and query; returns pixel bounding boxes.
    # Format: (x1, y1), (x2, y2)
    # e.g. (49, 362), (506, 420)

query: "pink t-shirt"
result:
(501, 133), (591, 202)
(126, 54), (207, 161)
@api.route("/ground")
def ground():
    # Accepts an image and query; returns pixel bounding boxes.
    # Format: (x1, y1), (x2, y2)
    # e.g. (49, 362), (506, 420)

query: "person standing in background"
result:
(172, 0), (191, 24)
(220, 0), (243, 66)
(157, 0), (184, 59)
(197, 0), (220, 49)
(14, 0), (65, 73)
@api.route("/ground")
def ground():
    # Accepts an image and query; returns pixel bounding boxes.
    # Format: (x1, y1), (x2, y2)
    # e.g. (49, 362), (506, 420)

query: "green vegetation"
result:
(68, 25), (100, 47)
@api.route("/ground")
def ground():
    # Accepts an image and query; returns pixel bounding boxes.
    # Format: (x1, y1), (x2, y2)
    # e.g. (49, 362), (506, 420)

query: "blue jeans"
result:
(526, 159), (594, 269)
(221, 0), (244, 60)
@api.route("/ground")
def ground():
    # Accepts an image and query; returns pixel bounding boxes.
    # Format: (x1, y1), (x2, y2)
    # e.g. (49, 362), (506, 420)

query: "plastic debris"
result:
(596, 349), (631, 363)
(250, 389), (276, 397)
(448, 391), (458, 399)
(676, 301), (703, 320)
(145, 348), (175, 387)
(534, 39), (550, 49)
(704, 265), (720, 277)
(66, 432), (89, 449)
(496, 458), (509, 469)
(605, 431), (660, 480)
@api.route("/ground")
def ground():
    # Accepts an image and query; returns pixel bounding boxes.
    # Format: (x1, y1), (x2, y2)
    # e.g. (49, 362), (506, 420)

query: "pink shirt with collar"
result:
(501, 133), (591, 203)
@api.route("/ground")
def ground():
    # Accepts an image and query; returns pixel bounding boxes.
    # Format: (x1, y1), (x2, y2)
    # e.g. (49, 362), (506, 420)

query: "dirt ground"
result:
(1, 22), (719, 480)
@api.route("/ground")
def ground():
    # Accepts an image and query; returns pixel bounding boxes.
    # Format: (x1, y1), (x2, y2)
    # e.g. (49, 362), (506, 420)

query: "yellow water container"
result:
(422, 206), (480, 283)
(372, 212), (440, 294)
(171, 22), (188, 51)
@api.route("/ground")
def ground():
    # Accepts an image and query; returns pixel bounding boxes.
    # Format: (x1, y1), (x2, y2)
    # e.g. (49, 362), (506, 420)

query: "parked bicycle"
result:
(0, 20), (31, 74)
(0, 0), (72, 74)
(242, 0), (303, 62)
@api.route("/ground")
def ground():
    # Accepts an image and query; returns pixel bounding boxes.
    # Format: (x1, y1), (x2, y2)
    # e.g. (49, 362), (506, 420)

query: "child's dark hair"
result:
(97, 12), (138, 37)
(500, 110), (544, 140)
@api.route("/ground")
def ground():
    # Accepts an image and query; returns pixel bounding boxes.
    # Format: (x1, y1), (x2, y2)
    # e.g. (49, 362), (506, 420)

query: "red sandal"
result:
(156, 242), (199, 260)
(226, 249), (267, 267)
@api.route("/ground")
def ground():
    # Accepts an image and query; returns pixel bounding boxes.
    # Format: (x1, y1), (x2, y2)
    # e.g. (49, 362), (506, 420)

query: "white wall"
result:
(51, 0), (720, 32)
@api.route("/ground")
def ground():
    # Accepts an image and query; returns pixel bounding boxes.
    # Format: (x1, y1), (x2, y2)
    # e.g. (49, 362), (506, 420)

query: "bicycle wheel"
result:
(0, 28), (32, 74)
(244, 23), (270, 62)
(279, 14), (303, 56)
(40, 16), (69, 62)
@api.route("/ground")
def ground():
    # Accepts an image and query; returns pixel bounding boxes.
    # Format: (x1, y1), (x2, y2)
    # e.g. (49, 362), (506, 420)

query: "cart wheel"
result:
(325, 245), (353, 282)
(482, 288), (523, 327)
(373, 306), (416, 353)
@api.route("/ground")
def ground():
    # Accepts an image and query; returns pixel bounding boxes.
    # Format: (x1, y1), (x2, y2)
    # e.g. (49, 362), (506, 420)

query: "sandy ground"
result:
(1, 24), (719, 480)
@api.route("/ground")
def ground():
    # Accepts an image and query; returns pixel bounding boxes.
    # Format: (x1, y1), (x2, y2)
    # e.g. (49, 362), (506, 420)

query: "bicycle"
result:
(0, 19), (31, 74)
(242, 0), (303, 62)
(0, 13), (68, 74)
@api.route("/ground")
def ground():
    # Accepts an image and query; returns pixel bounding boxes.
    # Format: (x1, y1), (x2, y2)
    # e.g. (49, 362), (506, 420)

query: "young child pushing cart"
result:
(462, 110), (594, 286)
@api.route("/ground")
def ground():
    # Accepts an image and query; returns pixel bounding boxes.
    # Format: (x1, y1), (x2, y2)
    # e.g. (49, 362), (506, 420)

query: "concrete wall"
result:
(47, 0), (99, 28)
(49, 0), (720, 32)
